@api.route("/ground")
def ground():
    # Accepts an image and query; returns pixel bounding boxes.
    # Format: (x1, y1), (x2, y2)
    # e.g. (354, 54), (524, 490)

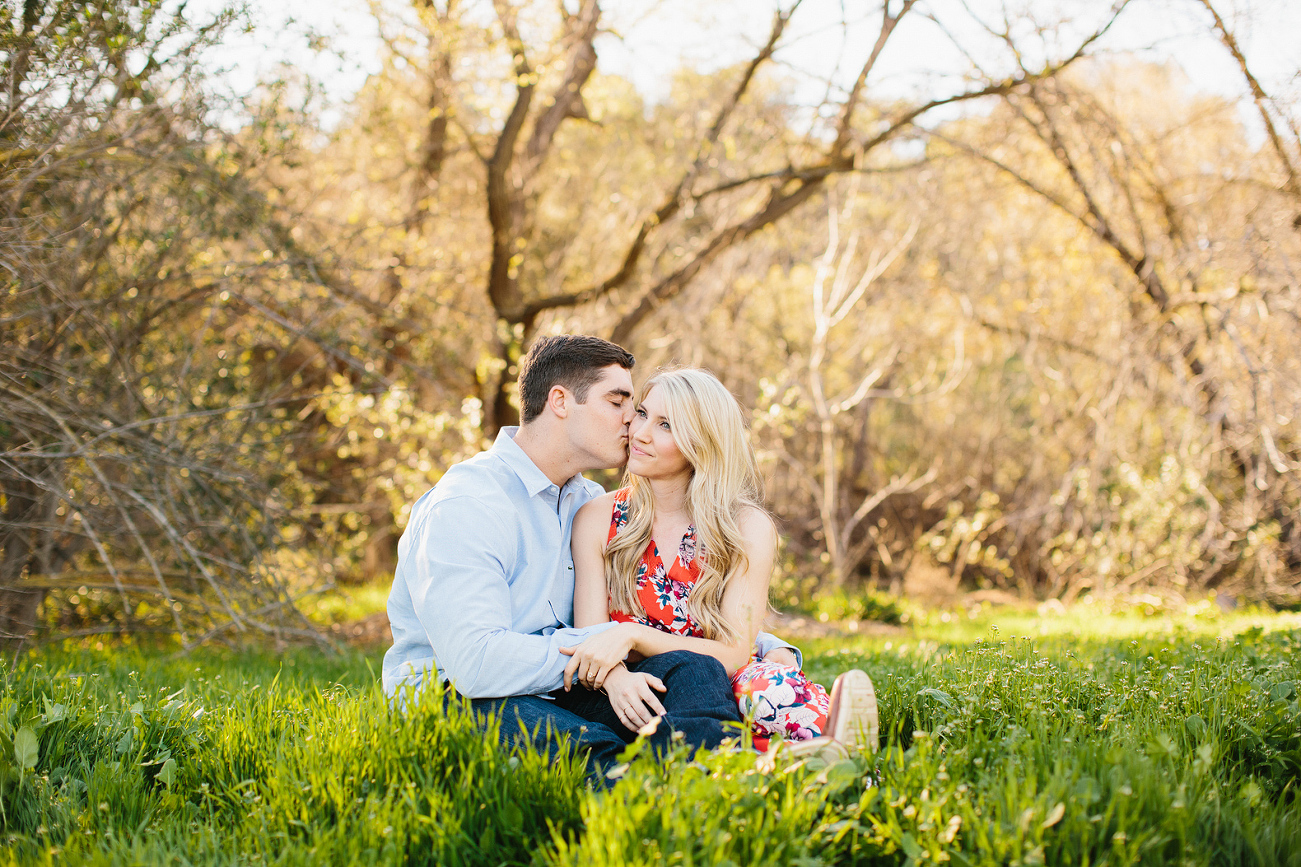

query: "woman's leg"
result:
(731, 660), (831, 749)
(554, 650), (744, 758)
(628, 650), (744, 749)
(756, 669), (880, 767)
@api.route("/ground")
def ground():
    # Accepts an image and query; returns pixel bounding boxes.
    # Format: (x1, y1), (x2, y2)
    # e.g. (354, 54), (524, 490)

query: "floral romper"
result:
(606, 489), (830, 751)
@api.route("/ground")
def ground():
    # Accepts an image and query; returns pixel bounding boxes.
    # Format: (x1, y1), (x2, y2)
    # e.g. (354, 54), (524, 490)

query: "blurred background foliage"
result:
(1, 0), (1298, 648)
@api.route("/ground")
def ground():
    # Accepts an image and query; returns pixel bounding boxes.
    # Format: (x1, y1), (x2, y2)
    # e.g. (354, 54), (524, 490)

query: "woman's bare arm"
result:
(571, 493), (616, 628)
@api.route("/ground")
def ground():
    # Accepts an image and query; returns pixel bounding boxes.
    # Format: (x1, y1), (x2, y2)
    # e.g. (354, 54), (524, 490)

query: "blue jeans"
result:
(463, 650), (743, 783)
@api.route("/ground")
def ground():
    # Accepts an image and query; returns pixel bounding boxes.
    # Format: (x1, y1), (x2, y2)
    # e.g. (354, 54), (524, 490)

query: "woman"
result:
(563, 368), (878, 756)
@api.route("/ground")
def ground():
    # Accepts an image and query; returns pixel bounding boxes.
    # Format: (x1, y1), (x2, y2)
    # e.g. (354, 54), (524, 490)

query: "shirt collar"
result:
(491, 426), (572, 498)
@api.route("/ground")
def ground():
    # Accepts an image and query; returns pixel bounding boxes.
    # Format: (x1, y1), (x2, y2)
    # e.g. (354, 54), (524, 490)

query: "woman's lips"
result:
(630, 445), (651, 457)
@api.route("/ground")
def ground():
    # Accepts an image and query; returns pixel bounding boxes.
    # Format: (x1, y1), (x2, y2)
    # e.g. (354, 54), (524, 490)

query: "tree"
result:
(218, 0), (1133, 591)
(316, 0), (1132, 436)
(1197, 0), (1301, 224)
(934, 58), (1301, 596)
(762, 185), (943, 587)
(0, 0), (328, 647)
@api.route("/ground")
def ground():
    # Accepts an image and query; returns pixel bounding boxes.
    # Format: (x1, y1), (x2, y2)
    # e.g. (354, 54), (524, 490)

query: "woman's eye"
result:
(660, 421), (671, 431)
(635, 408), (646, 417)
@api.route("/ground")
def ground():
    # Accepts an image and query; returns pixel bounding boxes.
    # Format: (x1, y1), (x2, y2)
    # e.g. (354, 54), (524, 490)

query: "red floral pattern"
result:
(606, 488), (829, 750)
(731, 661), (830, 751)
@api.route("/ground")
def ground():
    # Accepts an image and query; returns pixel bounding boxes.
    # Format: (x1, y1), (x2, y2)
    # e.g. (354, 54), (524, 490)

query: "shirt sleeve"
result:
(404, 494), (615, 699)
(753, 630), (803, 670)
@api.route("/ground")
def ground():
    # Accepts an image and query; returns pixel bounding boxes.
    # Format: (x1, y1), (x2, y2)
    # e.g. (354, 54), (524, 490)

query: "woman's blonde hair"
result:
(604, 368), (768, 645)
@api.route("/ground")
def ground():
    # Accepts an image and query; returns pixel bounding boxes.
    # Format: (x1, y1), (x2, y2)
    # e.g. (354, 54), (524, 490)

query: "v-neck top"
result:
(606, 488), (705, 637)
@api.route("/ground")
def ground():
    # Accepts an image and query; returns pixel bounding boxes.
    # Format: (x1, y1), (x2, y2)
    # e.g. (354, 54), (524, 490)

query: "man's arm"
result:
(404, 495), (614, 698)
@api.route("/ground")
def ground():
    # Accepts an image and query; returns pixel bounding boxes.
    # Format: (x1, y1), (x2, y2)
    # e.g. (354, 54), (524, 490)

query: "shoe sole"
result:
(828, 669), (879, 753)
(769, 736), (848, 763)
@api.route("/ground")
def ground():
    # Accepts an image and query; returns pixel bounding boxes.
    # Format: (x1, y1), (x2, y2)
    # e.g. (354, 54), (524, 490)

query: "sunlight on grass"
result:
(296, 580), (391, 626)
(797, 599), (1301, 661)
(2, 607), (1298, 866)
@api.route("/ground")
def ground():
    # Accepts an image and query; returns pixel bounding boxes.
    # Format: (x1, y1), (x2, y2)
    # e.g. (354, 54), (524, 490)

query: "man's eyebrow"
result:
(606, 388), (633, 400)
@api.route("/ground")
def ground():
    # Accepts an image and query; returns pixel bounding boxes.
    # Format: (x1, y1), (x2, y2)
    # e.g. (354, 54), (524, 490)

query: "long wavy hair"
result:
(605, 369), (768, 645)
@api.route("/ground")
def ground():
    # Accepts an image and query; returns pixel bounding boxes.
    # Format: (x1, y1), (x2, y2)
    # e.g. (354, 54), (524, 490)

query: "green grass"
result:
(2, 610), (1299, 866)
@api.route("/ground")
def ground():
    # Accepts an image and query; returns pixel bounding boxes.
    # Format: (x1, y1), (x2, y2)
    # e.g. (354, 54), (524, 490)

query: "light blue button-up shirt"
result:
(382, 427), (800, 700)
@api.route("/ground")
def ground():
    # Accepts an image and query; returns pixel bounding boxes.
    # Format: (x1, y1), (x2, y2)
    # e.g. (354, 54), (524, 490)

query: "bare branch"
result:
(608, 5), (1128, 346)
(843, 464), (940, 544)
(831, 0), (918, 157)
(522, 0), (600, 175)
(1197, 0), (1299, 202)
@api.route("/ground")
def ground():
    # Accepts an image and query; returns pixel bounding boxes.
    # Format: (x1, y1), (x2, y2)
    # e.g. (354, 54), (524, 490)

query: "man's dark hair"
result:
(517, 335), (635, 424)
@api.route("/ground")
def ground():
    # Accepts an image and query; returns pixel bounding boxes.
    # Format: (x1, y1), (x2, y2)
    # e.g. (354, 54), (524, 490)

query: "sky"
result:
(192, 0), (1300, 136)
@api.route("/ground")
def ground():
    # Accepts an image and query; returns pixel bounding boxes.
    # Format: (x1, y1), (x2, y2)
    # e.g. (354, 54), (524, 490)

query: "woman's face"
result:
(627, 386), (692, 481)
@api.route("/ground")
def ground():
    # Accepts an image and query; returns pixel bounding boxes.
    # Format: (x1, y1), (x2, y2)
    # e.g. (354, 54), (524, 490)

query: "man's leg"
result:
(456, 692), (629, 782)
(556, 650), (744, 756)
(631, 650), (744, 748)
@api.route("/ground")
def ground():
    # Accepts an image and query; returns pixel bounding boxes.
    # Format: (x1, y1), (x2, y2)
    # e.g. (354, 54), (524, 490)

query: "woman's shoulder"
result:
(575, 489), (623, 523)
(735, 504), (777, 543)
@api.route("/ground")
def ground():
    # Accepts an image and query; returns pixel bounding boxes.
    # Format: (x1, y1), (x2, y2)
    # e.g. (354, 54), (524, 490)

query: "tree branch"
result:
(831, 0), (918, 157)
(521, 2), (799, 319)
(485, 0), (536, 320)
(522, 0), (600, 175)
(1197, 0), (1299, 202)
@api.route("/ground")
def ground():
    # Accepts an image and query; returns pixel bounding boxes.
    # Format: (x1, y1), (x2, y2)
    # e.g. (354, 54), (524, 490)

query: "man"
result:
(382, 335), (800, 779)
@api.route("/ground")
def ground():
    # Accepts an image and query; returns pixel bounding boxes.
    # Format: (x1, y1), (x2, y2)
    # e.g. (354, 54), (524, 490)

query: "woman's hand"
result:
(559, 624), (639, 690)
(603, 664), (667, 732)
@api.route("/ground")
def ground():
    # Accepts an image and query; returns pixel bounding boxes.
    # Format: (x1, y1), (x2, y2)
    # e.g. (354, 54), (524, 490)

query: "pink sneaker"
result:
(826, 669), (879, 753)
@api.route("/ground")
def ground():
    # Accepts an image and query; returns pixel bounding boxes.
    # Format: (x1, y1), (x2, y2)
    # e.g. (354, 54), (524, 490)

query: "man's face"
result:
(567, 365), (635, 472)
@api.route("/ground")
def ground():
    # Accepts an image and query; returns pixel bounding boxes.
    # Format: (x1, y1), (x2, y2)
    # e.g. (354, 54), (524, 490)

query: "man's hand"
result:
(603, 664), (667, 732)
(559, 623), (638, 690)
(760, 646), (799, 668)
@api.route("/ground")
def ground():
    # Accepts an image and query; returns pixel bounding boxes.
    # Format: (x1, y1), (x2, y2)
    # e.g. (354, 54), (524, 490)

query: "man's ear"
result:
(546, 384), (570, 419)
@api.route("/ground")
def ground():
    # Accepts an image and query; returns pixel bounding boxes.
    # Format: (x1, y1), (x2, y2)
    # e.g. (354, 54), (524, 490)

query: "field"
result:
(2, 605), (1299, 866)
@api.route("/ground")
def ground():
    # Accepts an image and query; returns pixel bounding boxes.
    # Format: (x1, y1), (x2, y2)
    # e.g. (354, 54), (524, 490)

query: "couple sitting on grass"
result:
(382, 335), (878, 782)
